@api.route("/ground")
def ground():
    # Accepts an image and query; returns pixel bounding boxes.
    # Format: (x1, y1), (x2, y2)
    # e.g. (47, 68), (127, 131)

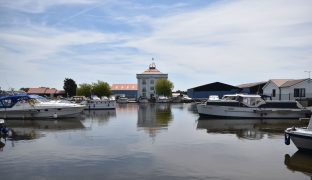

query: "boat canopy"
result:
(0, 94), (31, 108)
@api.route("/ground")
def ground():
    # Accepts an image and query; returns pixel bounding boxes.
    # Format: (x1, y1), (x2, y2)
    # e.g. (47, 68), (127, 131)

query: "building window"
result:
(150, 86), (154, 91)
(294, 88), (305, 97)
(142, 87), (146, 92)
(272, 89), (276, 97)
(142, 79), (146, 85)
(150, 80), (154, 84)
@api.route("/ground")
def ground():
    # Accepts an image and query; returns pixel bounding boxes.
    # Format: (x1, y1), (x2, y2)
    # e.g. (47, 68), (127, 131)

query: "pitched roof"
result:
(280, 79), (307, 87)
(270, 79), (293, 87)
(27, 87), (47, 94)
(45, 88), (57, 94)
(237, 81), (267, 88)
(269, 79), (308, 88)
(27, 88), (65, 94)
(138, 62), (166, 75)
(111, 84), (138, 91)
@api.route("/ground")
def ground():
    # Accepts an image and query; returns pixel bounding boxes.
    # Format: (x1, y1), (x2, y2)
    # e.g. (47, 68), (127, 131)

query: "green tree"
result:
(155, 79), (174, 97)
(91, 80), (111, 97)
(63, 78), (77, 97)
(76, 83), (92, 97)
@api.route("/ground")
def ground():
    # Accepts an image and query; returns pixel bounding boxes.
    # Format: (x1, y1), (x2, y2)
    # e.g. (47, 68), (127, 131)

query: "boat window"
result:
(242, 97), (263, 107)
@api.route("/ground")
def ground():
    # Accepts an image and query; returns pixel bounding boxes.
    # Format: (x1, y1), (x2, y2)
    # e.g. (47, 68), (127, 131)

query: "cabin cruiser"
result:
(0, 95), (85, 119)
(197, 94), (311, 119)
(116, 97), (128, 103)
(82, 96), (116, 110)
(138, 96), (149, 103)
(285, 116), (312, 151)
(156, 96), (170, 103)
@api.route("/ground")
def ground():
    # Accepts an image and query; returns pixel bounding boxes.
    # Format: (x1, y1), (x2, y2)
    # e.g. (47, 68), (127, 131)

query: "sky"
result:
(0, 0), (311, 91)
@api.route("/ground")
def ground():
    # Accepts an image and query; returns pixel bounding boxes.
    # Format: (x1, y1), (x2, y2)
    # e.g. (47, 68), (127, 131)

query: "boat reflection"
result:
(137, 103), (173, 138)
(83, 110), (116, 125)
(5, 119), (85, 141)
(284, 151), (312, 179)
(197, 119), (309, 140)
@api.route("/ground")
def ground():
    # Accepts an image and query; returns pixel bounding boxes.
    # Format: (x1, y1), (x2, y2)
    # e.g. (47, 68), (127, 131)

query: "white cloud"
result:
(0, 0), (312, 90)
(0, 0), (98, 13)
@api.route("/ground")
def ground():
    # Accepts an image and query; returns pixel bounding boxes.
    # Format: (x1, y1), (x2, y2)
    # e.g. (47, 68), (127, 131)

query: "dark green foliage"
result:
(63, 78), (77, 97)
(76, 81), (111, 98)
(91, 80), (112, 97)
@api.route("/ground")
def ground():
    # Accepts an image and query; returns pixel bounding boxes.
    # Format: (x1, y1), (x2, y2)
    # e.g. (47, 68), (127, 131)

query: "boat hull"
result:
(197, 104), (310, 119)
(286, 131), (312, 151)
(84, 101), (116, 110)
(0, 106), (85, 119)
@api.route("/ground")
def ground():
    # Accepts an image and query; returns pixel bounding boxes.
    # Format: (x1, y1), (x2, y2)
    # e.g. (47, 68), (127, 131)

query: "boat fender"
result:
(53, 113), (58, 119)
(284, 133), (290, 145)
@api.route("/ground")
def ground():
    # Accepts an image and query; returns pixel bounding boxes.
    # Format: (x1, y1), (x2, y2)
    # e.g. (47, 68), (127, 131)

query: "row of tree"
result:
(64, 78), (111, 97)
(64, 78), (174, 98)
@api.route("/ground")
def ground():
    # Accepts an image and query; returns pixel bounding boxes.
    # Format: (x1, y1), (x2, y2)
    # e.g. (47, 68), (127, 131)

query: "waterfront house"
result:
(262, 79), (312, 106)
(136, 63), (168, 100)
(187, 82), (242, 99)
(111, 84), (138, 98)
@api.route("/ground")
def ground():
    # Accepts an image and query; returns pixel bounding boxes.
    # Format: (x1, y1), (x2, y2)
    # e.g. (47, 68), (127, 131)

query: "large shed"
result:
(187, 82), (242, 99)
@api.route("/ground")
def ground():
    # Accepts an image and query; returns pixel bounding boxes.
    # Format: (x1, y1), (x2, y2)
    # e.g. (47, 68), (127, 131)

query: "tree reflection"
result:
(83, 110), (116, 125)
(137, 103), (173, 138)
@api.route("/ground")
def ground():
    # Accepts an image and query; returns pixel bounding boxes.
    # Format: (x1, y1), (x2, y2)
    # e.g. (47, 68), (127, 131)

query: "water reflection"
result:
(284, 151), (312, 179)
(137, 103), (173, 138)
(6, 119), (85, 140)
(83, 110), (116, 125)
(197, 119), (309, 140)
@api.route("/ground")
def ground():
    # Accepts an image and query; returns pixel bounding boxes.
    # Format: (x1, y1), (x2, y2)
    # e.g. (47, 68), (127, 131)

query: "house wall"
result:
(280, 79), (312, 100)
(263, 81), (280, 100)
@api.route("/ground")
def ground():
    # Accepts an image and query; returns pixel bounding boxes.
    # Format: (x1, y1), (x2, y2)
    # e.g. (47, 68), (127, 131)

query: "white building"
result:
(136, 63), (168, 99)
(262, 79), (312, 102)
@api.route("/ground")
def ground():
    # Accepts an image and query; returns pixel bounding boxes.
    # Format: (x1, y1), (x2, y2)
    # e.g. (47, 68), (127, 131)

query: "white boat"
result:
(156, 96), (170, 103)
(82, 96), (116, 110)
(0, 95), (85, 119)
(285, 116), (312, 151)
(197, 94), (311, 119)
(117, 97), (128, 103)
(138, 97), (149, 103)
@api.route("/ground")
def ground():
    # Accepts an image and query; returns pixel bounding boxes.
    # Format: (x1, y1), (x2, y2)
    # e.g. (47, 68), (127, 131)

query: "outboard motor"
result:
(0, 119), (11, 136)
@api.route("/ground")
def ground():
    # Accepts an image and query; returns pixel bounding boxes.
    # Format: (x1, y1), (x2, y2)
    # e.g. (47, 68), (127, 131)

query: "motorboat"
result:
(82, 95), (116, 110)
(138, 97), (149, 103)
(0, 95), (85, 119)
(156, 96), (170, 103)
(285, 116), (312, 151)
(197, 94), (311, 119)
(116, 97), (128, 103)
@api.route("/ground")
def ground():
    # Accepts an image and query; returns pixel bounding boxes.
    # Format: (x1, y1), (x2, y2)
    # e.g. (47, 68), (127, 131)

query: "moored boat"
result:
(0, 95), (85, 119)
(156, 96), (170, 103)
(82, 96), (116, 110)
(285, 116), (312, 151)
(197, 94), (311, 119)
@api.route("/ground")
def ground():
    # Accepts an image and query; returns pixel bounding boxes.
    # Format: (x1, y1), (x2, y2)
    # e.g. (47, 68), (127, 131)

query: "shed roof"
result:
(237, 81), (267, 88)
(190, 82), (241, 92)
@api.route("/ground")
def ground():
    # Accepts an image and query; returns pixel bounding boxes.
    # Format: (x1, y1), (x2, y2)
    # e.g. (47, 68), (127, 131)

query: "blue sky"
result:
(0, 0), (311, 91)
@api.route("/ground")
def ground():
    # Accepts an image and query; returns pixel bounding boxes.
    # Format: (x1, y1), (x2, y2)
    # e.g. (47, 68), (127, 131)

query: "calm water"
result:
(0, 103), (311, 180)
